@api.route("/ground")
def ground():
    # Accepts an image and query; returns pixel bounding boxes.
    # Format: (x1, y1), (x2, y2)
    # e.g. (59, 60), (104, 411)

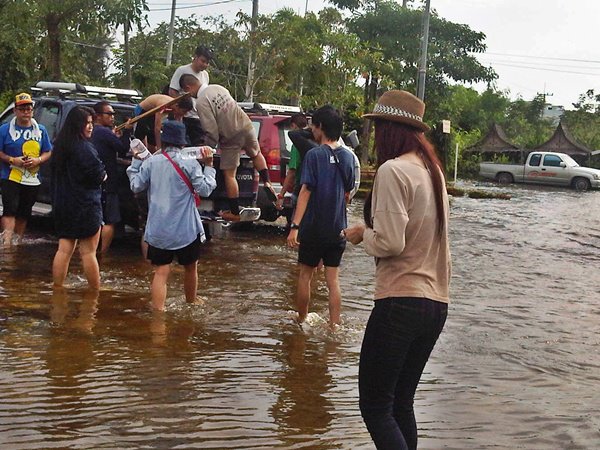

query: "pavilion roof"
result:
(534, 120), (592, 156)
(465, 123), (522, 153)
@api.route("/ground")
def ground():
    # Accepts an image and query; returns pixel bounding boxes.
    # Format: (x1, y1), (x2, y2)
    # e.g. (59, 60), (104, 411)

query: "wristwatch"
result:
(290, 222), (300, 230)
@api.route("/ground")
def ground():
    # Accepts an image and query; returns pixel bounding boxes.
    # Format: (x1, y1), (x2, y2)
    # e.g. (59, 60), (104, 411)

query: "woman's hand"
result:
(344, 223), (366, 245)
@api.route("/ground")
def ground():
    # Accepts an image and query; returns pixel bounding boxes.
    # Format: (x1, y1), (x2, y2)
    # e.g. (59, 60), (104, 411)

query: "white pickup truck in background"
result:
(479, 151), (600, 191)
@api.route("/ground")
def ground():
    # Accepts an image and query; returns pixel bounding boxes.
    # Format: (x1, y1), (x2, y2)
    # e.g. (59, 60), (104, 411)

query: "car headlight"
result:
(593, 174), (600, 180)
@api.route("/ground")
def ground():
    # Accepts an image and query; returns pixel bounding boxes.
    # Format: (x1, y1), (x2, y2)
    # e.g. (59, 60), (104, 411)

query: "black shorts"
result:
(0, 179), (39, 218)
(134, 111), (156, 146)
(298, 241), (346, 268)
(101, 191), (121, 225)
(147, 234), (202, 266)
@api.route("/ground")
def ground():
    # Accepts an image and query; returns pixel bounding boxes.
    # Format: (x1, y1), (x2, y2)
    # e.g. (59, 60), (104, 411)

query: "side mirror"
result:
(559, 161), (566, 168)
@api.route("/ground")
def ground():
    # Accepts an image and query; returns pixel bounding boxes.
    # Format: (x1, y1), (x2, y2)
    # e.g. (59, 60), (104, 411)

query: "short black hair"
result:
(290, 113), (307, 129)
(93, 100), (111, 115)
(179, 73), (199, 90)
(194, 45), (213, 61)
(311, 105), (343, 141)
(176, 96), (193, 111)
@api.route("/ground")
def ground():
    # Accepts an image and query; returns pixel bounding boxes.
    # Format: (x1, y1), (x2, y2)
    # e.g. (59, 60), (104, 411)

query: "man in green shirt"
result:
(277, 113), (314, 209)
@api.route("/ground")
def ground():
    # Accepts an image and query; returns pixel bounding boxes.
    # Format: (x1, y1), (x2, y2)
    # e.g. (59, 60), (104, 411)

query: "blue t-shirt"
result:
(0, 121), (52, 185)
(299, 144), (355, 244)
(91, 125), (129, 193)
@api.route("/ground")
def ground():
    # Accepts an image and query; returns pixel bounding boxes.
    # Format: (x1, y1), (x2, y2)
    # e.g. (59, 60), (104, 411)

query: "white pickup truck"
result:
(479, 152), (600, 191)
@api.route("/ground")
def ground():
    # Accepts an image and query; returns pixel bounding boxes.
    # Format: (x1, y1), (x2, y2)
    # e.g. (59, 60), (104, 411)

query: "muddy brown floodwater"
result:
(0, 182), (599, 449)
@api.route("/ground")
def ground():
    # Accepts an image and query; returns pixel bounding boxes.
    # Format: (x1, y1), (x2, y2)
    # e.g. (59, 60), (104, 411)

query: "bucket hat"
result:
(363, 90), (430, 131)
(161, 120), (187, 146)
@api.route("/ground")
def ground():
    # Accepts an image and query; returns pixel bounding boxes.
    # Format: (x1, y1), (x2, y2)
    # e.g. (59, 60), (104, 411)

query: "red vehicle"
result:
(238, 102), (301, 184)
(238, 102), (302, 221)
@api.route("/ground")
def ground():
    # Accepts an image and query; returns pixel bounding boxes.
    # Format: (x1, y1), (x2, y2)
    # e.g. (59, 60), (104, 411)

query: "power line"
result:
(147, 0), (247, 11)
(486, 61), (600, 77)
(485, 51), (600, 65)
(479, 57), (600, 72)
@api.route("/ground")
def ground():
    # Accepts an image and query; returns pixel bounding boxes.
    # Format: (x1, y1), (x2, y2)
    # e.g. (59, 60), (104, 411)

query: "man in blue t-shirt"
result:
(286, 105), (355, 327)
(0, 93), (52, 245)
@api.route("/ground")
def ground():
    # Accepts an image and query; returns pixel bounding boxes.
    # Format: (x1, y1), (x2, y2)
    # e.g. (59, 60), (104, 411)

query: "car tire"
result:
(497, 172), (513, 184)
(572, 177), (590, 191)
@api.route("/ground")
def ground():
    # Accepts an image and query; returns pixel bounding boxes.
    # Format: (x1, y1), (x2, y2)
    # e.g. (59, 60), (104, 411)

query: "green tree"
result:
(350, 3), (495, 105)
(502, 95), (554, 148)
(0, 1), (42, 93)
(563, 90), (600, 158)
(103, 0), (149, 88)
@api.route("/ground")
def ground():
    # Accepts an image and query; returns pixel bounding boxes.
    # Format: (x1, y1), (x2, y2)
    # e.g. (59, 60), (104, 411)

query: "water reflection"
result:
(271, 332), (335, 445)
(0, 185), (599, 448)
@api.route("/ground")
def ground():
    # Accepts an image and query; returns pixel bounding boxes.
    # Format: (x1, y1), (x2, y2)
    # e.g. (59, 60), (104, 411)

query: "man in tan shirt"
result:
(179, 74), (275, 221)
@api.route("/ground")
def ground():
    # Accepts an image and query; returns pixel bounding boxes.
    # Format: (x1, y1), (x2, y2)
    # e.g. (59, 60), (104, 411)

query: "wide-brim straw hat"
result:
(363, 90), (430, 132)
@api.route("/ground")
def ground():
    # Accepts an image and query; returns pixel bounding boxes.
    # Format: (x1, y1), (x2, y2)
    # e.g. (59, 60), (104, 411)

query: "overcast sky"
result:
(145, 0), (600, 110)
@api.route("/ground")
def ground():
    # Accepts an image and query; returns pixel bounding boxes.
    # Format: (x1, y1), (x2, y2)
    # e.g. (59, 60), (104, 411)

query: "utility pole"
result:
(166, 0), (177, 66)
(124, 23), (132, 88)
(244, 0), (259, 102)
(416, 0), (431, 100)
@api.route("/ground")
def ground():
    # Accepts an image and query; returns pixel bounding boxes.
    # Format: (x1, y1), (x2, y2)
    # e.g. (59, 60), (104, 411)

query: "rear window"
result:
(114, 107), (134, 127)
(529, 154), (541, 166)
(0, 110), (15, 125)
(283, 130), (293, 154)
(251, 120), (261, 139)
(36, 102), (60, 140)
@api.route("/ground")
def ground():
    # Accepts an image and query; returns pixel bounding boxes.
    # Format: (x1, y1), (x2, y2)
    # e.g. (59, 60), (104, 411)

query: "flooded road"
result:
(1, 183), (599, 449)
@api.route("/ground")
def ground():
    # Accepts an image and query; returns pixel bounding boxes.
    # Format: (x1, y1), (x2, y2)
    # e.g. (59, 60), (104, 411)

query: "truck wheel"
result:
(572, 177), (590, 191)
(497, 172), (513, 184)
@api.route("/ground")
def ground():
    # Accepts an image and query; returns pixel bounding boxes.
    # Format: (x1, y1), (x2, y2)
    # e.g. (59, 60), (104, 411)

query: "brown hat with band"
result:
(363, 90), (430, 132)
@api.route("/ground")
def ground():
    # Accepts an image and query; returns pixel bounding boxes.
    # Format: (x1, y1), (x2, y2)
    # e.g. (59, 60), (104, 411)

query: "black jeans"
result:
(359, 297), (448, 450)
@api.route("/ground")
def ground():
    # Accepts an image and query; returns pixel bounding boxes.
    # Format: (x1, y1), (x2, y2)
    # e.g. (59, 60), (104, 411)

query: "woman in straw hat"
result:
(344, 90), (451, 449)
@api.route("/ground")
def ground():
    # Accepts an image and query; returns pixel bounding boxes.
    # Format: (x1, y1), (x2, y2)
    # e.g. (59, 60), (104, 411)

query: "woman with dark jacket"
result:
(51, 106), (106, 290)
(344, 90), (451, 450)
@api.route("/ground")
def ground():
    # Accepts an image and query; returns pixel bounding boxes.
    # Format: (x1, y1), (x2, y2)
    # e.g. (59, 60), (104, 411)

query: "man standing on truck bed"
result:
(179, 73), (277, 222)
(168, 45), (213, 146)
(0, 93), (52, 246)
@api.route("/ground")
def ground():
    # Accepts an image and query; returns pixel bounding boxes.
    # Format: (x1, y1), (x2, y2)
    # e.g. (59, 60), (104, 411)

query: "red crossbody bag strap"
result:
(163, 152), (201, 206)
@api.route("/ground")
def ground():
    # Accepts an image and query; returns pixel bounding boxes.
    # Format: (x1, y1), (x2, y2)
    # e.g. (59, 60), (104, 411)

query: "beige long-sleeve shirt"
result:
(363, 155), (451, 303)
(194, 85), (254, 149)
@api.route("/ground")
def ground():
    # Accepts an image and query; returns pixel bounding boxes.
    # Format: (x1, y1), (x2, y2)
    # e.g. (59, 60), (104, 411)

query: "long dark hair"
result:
(51, 106), (94, 170)
(364, 120), (446, 233)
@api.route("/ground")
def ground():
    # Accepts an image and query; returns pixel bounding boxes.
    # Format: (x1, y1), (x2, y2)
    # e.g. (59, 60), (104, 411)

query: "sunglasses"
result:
(16, 106), (33, 111)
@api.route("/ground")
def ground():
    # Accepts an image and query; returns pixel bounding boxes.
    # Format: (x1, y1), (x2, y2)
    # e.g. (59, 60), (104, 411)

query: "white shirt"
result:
(169, 64), (210, 119)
